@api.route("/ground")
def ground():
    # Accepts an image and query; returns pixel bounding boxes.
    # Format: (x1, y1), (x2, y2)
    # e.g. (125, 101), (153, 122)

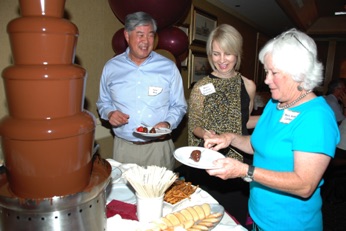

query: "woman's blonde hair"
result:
(206, 24), (243, 71)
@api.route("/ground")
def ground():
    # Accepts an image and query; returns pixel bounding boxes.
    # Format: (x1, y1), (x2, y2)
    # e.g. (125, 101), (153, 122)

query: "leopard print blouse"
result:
(188, 72), (250, 161)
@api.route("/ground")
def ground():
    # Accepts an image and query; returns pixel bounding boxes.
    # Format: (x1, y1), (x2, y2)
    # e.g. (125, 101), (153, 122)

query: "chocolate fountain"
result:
(0, 0), (111, 230)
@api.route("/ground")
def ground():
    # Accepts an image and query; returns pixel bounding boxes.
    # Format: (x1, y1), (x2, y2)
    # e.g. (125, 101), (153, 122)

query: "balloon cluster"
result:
(108, 0), (191, 67)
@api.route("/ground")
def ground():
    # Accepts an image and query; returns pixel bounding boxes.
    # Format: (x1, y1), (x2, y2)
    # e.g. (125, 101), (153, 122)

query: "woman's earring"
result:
(297, 85), (303, 91)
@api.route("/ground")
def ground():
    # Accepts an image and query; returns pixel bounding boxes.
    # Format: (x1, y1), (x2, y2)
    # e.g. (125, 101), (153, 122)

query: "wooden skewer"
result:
(123, 165), (178, 198)
(204, 128), (212, 134)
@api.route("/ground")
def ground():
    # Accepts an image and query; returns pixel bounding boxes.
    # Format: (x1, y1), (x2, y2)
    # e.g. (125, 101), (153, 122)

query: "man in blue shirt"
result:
(97, 12), (187, 170)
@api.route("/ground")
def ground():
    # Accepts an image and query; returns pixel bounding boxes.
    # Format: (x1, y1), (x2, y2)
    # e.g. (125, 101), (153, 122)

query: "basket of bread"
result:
(150, 203), (224, 231)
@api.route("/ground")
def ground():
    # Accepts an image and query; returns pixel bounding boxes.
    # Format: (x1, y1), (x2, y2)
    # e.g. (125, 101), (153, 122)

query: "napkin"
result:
(106, 199), (138, 220)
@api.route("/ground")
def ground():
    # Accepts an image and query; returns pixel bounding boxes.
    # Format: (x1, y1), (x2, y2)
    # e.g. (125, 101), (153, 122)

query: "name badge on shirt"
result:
(148, 86), (163, 96)
(199, 83), (216, 95)
(280, 109), (300, 124)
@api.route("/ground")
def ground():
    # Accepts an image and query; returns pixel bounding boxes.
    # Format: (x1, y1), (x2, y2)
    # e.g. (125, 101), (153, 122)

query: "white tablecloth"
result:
(106, 159), (247, 231)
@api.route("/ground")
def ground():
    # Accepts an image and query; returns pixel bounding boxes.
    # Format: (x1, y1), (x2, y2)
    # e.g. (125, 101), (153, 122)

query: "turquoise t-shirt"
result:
(250, 97), (340, 231)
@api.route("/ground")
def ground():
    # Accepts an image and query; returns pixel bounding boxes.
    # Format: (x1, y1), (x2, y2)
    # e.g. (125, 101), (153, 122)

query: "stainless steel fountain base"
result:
(0, 190), (107, 231)
(0, 160), (111, 231)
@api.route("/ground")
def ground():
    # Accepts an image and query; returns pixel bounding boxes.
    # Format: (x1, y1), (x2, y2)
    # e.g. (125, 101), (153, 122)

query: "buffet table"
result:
(105, 159), (247, 231)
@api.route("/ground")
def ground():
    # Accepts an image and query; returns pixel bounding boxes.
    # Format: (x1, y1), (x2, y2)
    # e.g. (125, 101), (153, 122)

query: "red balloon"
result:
(108, 0), (192, 30)
(177, 49), (188, 66)
(156, 27), (189, 57)
(175, 56), (182, 71)
(112, 28), (127, 54)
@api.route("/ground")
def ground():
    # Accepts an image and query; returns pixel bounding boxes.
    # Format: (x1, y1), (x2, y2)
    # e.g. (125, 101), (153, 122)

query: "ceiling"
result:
(207, 0), (346, 38)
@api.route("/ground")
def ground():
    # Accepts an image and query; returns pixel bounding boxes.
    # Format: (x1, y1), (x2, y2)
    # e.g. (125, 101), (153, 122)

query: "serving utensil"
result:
(141, 122), (150, 127)
(204, 128), (211, 134)
(141, 122), (167, 131)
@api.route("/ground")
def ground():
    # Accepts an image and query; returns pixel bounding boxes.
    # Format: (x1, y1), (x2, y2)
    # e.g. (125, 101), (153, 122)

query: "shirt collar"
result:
(125, 47), (153, 65)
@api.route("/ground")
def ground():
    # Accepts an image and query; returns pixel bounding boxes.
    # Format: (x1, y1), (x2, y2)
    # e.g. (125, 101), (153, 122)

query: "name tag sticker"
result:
(199, 83), (216, 95)
(280, 109), (300, 124)
(148, 86), (163, 96)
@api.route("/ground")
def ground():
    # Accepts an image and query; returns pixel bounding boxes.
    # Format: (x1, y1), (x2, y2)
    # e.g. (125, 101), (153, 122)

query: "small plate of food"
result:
(134, 126), (171, 137)
(163, 179), (199, 210)
(173, 146), (225, 169)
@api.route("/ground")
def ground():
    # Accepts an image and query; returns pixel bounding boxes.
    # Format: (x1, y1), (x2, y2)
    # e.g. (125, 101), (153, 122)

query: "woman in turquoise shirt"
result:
(203, 28), (340, 230)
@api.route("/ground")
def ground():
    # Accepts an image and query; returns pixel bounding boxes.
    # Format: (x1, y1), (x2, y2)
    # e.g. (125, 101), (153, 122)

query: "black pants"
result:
(321, 148), (346, 230)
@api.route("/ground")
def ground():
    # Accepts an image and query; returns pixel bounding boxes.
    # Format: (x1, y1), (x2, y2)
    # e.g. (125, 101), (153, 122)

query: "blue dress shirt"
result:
(97, 48), (187, 142)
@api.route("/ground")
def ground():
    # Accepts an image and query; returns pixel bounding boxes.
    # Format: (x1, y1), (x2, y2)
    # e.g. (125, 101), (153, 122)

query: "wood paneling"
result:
(276, 0), (319, 31)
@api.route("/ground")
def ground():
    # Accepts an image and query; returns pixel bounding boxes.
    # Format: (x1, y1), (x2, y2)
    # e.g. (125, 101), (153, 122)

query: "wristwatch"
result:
(242, 165), (255, 182)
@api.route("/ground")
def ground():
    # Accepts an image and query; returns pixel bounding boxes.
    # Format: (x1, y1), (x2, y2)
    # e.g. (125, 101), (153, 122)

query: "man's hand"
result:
(154, 121), (171, 129)
(151, 122), (171, 140)
(108, 110), (129, 127)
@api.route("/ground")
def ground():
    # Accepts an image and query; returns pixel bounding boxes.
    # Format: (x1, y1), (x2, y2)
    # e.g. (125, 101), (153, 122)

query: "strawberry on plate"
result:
(136, 126), (145, 132)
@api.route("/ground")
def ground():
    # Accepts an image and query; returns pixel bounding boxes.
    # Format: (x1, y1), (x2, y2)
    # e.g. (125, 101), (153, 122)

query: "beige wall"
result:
(0, 0), (118, 159)
(0, 0), (261, 160)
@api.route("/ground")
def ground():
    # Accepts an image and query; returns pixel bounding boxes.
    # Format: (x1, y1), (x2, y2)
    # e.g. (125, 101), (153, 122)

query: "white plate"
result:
(174, 146), (225, 169)
(133, 127), (172, 137)
(111, 166), (122, 183)
(172, 203), (224, 228)
(210, 204), (225, 228)
(205, 203), (225, 226)
(106, 183), (136, 204)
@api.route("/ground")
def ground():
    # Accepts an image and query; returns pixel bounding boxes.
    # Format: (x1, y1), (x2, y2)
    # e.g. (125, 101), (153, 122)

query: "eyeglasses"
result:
(274, 30), (310, 53)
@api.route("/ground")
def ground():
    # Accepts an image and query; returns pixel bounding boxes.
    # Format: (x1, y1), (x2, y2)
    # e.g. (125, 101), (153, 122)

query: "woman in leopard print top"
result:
(185, 24), (258, 226)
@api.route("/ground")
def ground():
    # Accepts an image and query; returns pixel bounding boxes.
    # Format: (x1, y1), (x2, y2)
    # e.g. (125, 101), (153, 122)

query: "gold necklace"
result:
(277, 89), (312, 110)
